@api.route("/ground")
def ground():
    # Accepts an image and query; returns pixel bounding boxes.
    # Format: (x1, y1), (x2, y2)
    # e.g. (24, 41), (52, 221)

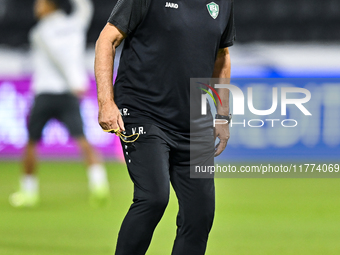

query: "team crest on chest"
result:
(206, 2), (219, 19)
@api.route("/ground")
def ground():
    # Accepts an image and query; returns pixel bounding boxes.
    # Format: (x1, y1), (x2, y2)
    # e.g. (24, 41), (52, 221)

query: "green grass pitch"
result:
(1, 161), (340, 255)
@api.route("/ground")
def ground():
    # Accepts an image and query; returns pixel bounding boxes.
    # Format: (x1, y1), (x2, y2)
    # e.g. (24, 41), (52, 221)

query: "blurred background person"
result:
(9, 0), (110, 208)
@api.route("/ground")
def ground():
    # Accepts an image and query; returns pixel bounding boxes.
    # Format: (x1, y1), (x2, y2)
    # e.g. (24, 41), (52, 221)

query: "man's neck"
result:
(39, 9), (58, 20)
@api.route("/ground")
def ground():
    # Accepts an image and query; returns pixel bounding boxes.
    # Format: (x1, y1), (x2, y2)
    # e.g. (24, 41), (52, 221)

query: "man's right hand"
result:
(98, 101), (125, 132)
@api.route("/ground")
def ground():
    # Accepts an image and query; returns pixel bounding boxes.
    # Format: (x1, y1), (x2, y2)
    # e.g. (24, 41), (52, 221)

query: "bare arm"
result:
(94, 23), (126, 132)
(212, 47), (231, 156)
(70, 0), (94, 28)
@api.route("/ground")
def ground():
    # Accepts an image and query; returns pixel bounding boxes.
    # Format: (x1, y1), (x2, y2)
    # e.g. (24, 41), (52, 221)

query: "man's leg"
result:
(115, 124), (171, 255)
(9, 94), (51, 207)
(23, 139), (38, 175)
(9, 139), (41, 207)
(170, 135), (215, 255)
(58, 93), (109, 203)
(76, 136), (109, 204)
(170, 170), (215, 255)
(76, 136), (102, 166)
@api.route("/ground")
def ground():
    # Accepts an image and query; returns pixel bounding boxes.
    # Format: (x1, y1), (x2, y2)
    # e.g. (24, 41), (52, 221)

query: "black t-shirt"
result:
(108, 0), (235, 134)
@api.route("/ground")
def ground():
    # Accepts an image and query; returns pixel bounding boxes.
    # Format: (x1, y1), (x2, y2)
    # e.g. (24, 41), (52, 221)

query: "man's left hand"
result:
(214, 123), (230, 157)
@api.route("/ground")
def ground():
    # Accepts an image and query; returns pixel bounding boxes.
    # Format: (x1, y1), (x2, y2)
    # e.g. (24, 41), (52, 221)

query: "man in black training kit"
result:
(95, 0), (235, 254)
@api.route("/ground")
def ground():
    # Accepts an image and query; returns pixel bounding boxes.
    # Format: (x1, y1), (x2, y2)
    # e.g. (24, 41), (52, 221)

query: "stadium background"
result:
(1, 0), (340, 255)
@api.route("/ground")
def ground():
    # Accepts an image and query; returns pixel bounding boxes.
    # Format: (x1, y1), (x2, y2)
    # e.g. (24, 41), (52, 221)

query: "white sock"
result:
(87, 164), (108, 189)
(20, 175), (39, 194)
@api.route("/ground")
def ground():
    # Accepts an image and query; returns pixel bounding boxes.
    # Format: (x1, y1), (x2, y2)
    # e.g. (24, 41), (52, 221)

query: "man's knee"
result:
(180, 191), (215, 231)
(191, 203), (214, 228)
(198, 192), (215, 222)
(136, 192), (169, 216)
(147, 193), (169, 212)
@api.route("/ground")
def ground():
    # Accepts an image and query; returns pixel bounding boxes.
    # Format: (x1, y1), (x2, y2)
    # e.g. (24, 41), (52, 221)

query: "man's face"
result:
(34, 0), (55, 19)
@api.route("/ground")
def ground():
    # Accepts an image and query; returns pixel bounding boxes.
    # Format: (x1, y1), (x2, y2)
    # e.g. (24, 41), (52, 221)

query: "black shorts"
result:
(28, 93), (84, 141)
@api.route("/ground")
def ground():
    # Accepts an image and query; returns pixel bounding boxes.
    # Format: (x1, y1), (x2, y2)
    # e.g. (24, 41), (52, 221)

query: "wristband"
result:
(215, 113), (232, 122)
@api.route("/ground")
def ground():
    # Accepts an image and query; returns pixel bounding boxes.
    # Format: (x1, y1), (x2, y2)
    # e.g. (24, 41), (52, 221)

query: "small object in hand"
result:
(102, 128), (139, 143)
(102, 128), (120, 134)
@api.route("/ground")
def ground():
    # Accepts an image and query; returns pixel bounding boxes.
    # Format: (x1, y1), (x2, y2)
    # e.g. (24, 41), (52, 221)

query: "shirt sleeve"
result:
(107, 0), (150, 35)
(219, 0), (236, 48)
